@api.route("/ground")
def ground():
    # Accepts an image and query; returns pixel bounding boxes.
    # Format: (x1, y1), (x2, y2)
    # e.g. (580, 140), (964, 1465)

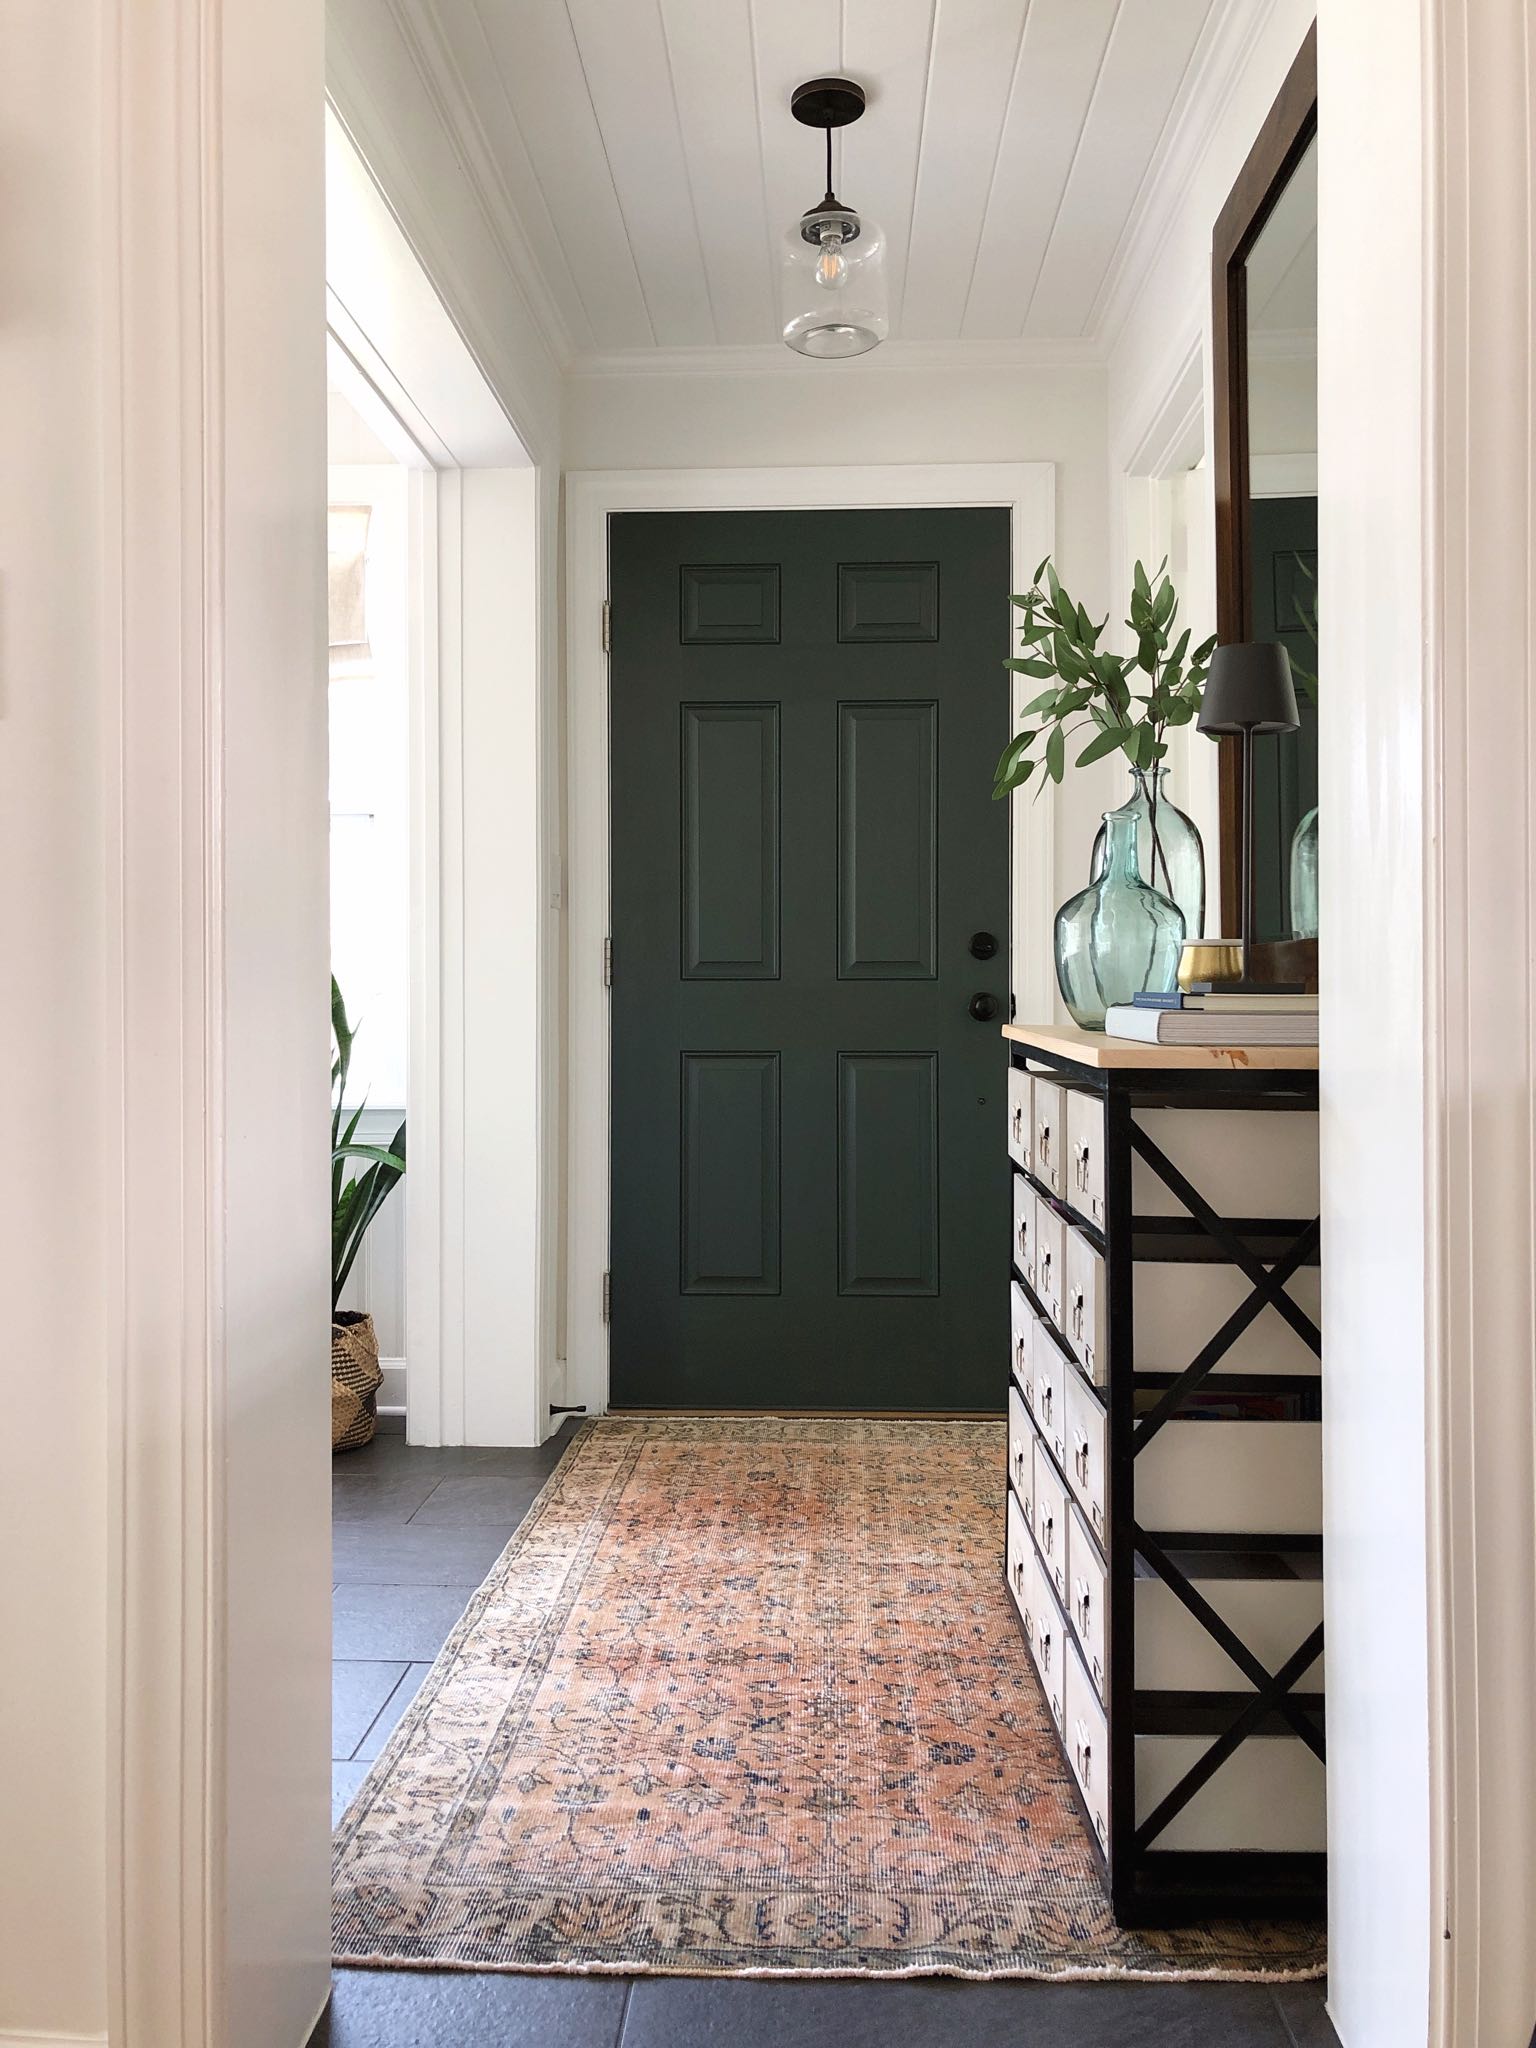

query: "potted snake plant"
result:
(331, 976), (406, 1451)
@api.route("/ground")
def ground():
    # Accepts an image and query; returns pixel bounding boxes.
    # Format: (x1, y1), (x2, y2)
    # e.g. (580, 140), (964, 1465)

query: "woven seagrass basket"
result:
(331, 1310), (382, 1452)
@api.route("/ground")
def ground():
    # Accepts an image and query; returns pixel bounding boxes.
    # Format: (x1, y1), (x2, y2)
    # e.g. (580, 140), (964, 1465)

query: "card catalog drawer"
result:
(1137, 1419), (1323, 1537)
(1136, 1569), (1324, 1692)
(1033, 1077), (1065, 1197)
(1033, 1194), (1064, 1329)
(1065, 1367), (1108, 1547)
(1135, 1731), (1326, 1852)
(1065, 1225), (1107, 1385)
(1005, 1486), (1031, 1616)
(1007, 1384), (1032, 1505)
(1032, 1432), (1069, 1607)
(1033, 1570), (1067, 1731)
(1012, 1174), (1036, 1289)
(1132, 1107), (1319, 1222)
(1066, 1088), (1107, 1229)
(1066, 1640), (1110, 1852)
(1010, 1281), (1034, 1405)
(1068, 1503), (1107, 1700)
(1033, 1330), (1066, 1473)
(1007, 1066), (1033, 1174)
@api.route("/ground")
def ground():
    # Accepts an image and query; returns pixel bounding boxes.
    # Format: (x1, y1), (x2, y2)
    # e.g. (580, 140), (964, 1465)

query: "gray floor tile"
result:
(332, 1762), (373, 1827)
(1271, 1979), (1341, 2047)
(407, 1474), (548, 1526)
(308, 1967), (629, 2048)
(332, 1582), (478, 1661)
(354, 1662), (434, 1760)
(618, 1976), (1294, 2048)
(332, 1660), (408, 1760)
(331, 1472), (447, 1524)
(332, 1520), (519, 1587)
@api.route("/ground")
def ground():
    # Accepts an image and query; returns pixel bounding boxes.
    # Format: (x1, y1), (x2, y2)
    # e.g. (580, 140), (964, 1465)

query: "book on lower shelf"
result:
(1105, 1004), (1319, 1046)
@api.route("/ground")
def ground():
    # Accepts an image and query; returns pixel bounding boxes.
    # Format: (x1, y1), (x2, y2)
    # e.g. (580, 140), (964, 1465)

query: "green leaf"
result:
(1046, 724), (1065, 783)
(1132, 560), (1151, 602)
(1033, 555), (1051, 585)
(1006, 657), (1058, 677)
(1076, 726), (1130, 767)
(992, 756), (1036, 801)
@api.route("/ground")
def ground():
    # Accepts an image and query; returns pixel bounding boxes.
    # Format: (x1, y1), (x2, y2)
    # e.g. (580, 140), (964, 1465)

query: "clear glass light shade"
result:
(781, 208), (889, 358)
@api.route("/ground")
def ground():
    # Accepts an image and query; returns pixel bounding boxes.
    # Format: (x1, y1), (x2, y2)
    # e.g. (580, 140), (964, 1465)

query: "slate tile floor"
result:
(313, 1417), (1339, 2048)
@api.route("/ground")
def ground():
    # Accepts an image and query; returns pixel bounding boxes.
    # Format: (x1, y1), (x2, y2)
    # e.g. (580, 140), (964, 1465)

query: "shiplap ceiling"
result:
(418, 0), (1237, 360)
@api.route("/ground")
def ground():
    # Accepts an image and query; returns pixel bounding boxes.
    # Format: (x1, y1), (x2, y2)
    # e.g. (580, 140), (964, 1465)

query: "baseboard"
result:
(378, 1358), (406, 1412)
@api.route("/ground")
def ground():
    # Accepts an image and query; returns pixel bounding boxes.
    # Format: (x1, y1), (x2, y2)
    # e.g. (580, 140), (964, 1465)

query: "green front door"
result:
(609, 506), (1010, 1412)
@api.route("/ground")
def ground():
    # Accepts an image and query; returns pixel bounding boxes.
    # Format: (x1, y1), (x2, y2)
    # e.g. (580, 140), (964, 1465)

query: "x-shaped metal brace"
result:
(1129, 1123), (1321, 1450)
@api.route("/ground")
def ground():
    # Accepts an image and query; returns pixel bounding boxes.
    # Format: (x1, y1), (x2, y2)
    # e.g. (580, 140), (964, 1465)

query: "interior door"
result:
(609, 506), (1010, 1411)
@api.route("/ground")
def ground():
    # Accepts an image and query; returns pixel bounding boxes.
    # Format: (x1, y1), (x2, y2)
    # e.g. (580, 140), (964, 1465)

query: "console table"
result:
(1001, 1022), (1324, 1927)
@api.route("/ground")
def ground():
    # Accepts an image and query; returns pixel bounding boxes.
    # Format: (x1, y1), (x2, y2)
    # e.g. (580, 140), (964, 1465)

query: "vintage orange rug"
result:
(332, 1415), (1326, 1979)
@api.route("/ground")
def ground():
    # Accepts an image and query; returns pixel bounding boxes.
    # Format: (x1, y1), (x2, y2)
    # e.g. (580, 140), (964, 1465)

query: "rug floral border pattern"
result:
(332, 1416), (1326, 1981)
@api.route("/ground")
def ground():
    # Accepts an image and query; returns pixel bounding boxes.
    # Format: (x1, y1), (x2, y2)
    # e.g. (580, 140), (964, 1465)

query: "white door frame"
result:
(565, 463), (1055, 1421)
(326, 113), (551, 1447)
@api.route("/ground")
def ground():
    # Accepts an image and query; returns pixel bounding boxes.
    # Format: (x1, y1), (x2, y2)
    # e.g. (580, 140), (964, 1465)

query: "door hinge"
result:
(601, 1271), (612, 1323)
(603, 935), (613, 988)
(601, 597), (611, 653)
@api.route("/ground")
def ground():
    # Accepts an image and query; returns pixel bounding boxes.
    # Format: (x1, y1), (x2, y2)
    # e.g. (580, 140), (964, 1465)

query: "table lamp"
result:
(1197, 641), (1301, 993)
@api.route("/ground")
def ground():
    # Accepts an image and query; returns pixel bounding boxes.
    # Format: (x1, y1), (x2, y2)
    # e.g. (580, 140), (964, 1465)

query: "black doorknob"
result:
(969, 931), (999, 960)
(968, 991), (1000, 1022)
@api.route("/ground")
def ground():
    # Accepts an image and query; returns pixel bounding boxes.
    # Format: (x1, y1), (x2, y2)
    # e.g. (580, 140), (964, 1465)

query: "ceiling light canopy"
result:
(781, 77), (888, 360)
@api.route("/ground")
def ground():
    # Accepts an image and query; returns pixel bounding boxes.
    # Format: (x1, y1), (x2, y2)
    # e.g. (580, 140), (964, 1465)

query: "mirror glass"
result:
(1244, 134), (1317, 940)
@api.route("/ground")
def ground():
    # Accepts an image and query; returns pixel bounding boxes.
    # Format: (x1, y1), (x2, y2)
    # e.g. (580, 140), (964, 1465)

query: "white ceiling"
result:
(418, 0), (1232, 360)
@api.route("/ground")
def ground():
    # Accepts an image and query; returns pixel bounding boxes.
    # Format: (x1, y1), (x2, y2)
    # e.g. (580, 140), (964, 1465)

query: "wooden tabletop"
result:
(1002, 1021), (1319, 1071)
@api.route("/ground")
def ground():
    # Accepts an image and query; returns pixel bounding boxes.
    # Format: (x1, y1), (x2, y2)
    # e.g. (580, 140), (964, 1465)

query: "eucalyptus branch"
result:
(992, 556), (1216, 896)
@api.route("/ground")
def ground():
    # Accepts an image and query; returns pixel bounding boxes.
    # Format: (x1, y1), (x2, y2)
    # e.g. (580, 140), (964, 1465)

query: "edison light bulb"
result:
(815, 228), (846, 288)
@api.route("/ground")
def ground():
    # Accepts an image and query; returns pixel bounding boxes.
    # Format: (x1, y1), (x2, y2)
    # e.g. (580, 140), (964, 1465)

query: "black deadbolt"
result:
(968, 991), (1000, 1022)
(969, 930), (999, 960)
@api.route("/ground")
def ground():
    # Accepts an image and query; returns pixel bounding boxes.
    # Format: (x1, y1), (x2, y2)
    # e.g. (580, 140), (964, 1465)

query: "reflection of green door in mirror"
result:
(1243, 125), (1317, 942)
(1249, 495), (1318, 938)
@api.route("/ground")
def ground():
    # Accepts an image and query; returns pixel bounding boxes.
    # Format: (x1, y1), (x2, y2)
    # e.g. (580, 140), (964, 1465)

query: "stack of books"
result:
(1104, 990), (1318, 1046)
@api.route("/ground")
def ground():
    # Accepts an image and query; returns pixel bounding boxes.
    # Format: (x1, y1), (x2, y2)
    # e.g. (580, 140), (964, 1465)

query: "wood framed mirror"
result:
(1213, 23), (1318, 981)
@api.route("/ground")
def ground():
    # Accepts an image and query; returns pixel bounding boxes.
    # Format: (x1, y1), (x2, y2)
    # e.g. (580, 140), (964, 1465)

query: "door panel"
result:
(681, 703), (780, 978)
(837, 1051), (939, 1297)
(610, 506), (1009, 1412)
(837, 700), (938, 979)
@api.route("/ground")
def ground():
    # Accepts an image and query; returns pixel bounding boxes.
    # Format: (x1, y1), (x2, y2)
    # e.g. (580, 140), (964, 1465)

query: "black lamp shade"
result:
(1198, 641), (1300, 735)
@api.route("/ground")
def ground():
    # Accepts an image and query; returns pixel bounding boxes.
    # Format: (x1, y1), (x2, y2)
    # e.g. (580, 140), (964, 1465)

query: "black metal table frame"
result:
(1005, 1039), (1325, 1927)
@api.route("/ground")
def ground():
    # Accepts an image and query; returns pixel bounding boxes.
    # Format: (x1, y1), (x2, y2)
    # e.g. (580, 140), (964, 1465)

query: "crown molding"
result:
(1088, 0), (1283, 352)
(566, 336), (1106, 380)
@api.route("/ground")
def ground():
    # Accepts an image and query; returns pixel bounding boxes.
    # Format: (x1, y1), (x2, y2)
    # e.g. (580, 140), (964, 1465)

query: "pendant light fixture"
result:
(781, 77), (888, 359)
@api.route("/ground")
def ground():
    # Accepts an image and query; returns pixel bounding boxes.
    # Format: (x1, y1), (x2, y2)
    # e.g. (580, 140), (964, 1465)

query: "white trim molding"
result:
(565, 462), (1055, 1423)
(1421, 2), (1536, 2042)
(104, 0), (332, 2043)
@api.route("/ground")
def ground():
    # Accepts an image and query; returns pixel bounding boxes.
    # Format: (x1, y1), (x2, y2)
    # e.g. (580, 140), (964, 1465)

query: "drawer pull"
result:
(1073, 1141), (1091, 1193)
(1011, 1104), (1024, 1145)
(1012, 1556), (1026, 1593)
(1039, 1625), (1053, 1672)
(1069, 1287), (1085, 1342)
(1039, 1509), (1054, 1556)
(1074, 1578), (1091, 1636)
(1015, 1332), (1027, 1376)
(1037, 1120), (1053, 1171)
(1074, 1720), (1093, 1789)
(1074, 1431), (1092, 1489)
(1040, 1384), (1053, 1427)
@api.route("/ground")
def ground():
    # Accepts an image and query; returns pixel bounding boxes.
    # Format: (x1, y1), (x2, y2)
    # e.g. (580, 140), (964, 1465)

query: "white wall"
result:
(2, 2), (331, 2044)
(0, 3), (111, 2034)
(564, 355), (1110, 916)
